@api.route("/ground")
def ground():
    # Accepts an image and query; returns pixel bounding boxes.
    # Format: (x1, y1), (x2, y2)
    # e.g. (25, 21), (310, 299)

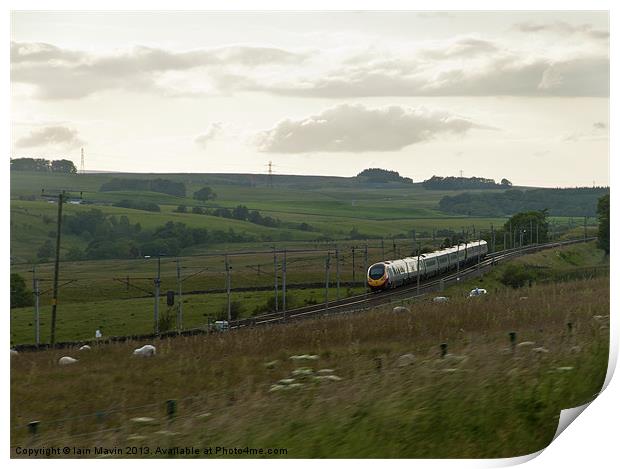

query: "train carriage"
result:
(367, 240), (487, 291)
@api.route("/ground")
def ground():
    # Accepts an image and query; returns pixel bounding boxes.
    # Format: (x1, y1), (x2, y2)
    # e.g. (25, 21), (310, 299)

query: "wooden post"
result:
(50, 192), (64, 345)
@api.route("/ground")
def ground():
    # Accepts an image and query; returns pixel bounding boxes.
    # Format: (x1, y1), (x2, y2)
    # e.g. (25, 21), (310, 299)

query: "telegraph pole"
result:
(225, 254), (232, 322)
(282, 248), (287, 317)
(392, 238), (396, 257)
(273, 247), (278, 312)
(530, 219), (533, 245)
(176, 258), (183, 330)
(31, 266), (40, 346)
(50, 192), (64, 346)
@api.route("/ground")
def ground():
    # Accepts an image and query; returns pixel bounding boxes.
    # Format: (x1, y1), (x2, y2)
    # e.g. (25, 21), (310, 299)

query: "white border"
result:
(3, 1), (615, 468)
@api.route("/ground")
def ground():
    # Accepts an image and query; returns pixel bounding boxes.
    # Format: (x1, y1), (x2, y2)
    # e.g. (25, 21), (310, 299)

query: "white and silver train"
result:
(367, 240), (488, 291)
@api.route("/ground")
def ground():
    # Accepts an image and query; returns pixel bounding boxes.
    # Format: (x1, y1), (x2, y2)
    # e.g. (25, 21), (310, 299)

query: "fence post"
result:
(509, 331), (517, 353)
(166, 399), (177, 423)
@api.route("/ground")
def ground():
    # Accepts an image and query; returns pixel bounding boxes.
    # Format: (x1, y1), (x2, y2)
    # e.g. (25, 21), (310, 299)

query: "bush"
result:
(11, 273), (33, 308)
(252, 294), (296, 315)
(37, 239), (54, 260)
(218, 300), (246, 321)
(65, 246), (84, 261)
(158, 308), (176, 332)
(175, 205), (187, 213)
(500, 264), (536, 289)
(113, 199), (160, 212)
(193, 186), (217, 201)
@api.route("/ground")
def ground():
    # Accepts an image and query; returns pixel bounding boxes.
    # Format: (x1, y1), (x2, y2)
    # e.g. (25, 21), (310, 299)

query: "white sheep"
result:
(79, 345), (91, 351)
(133, 345), (157, 357)
(392, 306), (410, 314)
(396, 353), (416, 367)
(10, 349), (18, 357)
(433, 296), (449, 303)
(58, 356), (78, 366)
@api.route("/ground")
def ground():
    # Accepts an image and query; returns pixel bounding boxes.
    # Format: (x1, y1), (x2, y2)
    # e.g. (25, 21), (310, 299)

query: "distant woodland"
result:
(10, 157), (77, 174)
(356, 168), (413, 184)
(422, 175), (512, 190)
(439, 187), (610, 217)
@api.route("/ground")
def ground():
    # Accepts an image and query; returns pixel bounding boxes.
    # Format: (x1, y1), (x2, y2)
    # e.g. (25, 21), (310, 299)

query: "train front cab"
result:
(367, 263), (389, 291)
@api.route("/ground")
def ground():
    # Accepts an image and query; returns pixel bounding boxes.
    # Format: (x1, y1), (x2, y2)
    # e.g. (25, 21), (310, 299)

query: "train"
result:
(367, 240), (488, 291)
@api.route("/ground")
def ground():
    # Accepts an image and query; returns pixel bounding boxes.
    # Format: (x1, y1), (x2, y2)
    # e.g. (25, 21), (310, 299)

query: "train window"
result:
(369, 264), (385, 279)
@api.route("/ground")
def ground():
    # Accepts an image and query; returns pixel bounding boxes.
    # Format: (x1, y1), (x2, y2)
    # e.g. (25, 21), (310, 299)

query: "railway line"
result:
(13, 237), (596, 351)
(234, 237), (596, 329)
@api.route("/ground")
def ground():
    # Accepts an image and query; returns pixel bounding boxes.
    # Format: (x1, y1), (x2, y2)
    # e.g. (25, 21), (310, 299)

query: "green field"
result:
(10, 240), (608, 345)
(10, 171), (593, 265)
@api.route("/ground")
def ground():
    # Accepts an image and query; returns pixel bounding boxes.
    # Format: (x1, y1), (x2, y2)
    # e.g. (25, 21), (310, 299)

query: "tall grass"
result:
(11, 276), (609, 458)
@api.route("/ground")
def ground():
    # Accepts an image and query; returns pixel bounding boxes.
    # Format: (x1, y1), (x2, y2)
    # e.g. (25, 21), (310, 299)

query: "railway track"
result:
(233, 237), (596, 329)
(13, 237), (596, 351)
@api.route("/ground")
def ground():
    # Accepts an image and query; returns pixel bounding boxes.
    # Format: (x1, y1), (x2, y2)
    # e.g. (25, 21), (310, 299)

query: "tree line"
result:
(34, 209), (293, 262)
(10, 157), (77, 173)
(438, 187), (609, 217)
(423, 175), (512, 190)
(356, 168), (413, 184)
(174, 204), (281, 228)
(100, 178), (187, 197)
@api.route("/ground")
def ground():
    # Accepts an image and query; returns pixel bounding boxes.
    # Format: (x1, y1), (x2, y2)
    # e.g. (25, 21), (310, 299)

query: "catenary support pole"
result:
(335, 245), (340, 300)
(225, 254), (231, 322)
(324, 252), (331, 312)
(176, 258), (183, 330)
(282, 248), (287, 317)
(273, 247), (278, 313)
(364, 242), (369, 290)
(154, 254), (161, 334)
(416, 243), (421, 295)
(352, 246), (356, 283)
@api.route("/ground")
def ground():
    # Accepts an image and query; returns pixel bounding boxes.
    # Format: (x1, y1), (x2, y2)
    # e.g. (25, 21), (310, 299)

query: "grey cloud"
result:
(11, 42), (309, 100)
(252, 54), (609, 98)
(16, 126), (84, 149)
(11, 40), (609, 100)
(255, 104), (489, 153)
(195, 122), (224, 147)
(11, 41), (84, 63)
(420, 37), (498, 59)
(593, 122), (607, 130)
(514, 22), (609, 40)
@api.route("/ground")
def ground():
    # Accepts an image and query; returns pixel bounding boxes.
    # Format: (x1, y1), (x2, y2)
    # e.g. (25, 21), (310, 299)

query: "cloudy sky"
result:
(10, 11), (609, 187)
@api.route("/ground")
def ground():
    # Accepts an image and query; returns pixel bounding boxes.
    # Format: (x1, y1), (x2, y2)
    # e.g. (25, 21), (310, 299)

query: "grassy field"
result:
(10, 240), (608, 346)
(10, 274), (609, 458)
(12, 170), (593, 265)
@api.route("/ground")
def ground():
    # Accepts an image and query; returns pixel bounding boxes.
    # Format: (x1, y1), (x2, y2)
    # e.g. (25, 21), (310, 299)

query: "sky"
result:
(9, 11), (610, 187)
